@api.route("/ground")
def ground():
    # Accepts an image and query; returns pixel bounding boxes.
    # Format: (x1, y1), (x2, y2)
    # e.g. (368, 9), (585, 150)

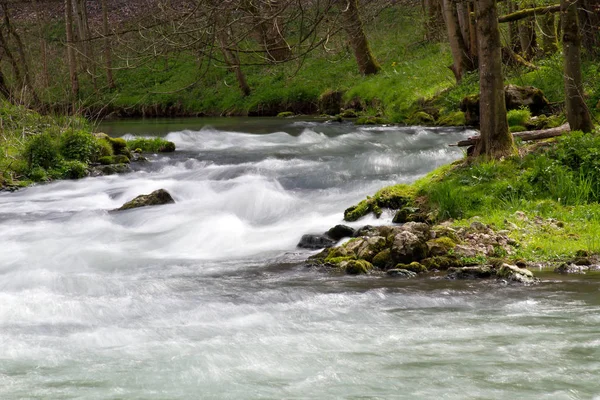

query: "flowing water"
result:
(1, 119), (600, 399)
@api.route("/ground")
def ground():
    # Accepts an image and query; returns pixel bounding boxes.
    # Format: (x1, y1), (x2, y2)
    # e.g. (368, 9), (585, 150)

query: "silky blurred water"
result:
(1, 119), (600, 399)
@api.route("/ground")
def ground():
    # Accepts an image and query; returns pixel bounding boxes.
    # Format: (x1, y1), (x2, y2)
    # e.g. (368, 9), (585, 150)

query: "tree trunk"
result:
(456, 1), (470, 47)
(442, 0), (473, 82)
(101, 0), (115, 89)
(217, 32), (251, 97)
(0, 68), (11, 99)
(540, 14), (558, 54)
(65, 0), (79, 100)
(474, 0), (514, 158)
(507, 1), (522, 52)
(518, 16), (537, 59)
(561, 0), (593, 132)
(340, 0), (380, 75)
(578, 0), (600, 56)
(33, 0), (49, 88)
(1, 3), (39, 105)
(423, 0), (444, 40)
(72, 0), (96, 90)
(261, 0), (291, 62)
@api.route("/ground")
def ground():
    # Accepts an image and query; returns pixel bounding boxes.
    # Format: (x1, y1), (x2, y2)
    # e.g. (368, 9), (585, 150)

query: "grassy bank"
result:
(0, 100), (175, 189)
(345, 129), (600, 263)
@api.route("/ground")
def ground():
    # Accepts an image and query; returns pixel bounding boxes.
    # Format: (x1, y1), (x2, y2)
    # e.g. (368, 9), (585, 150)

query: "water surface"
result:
(1, 119), (599, 399)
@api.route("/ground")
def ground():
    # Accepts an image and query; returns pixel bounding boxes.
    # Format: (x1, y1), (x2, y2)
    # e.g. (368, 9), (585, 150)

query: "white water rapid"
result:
(1, 120), (600, 399)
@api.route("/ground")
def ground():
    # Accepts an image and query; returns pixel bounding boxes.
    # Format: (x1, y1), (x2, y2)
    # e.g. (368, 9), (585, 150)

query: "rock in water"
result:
(326, 224), (355, 241)
(297, 234), (335, 250)
(117, 189), (175, 211)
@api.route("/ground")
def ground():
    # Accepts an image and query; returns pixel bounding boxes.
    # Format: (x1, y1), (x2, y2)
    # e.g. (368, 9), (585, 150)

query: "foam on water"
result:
(2, 121), (600, 399)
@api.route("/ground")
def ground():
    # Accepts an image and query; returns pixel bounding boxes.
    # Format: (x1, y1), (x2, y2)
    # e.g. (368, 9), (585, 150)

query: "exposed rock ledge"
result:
(301, 221), (539, 285)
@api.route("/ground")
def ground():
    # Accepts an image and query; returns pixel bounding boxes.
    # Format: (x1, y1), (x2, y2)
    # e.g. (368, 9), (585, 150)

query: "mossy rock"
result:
(319, 90), (344, 115)
(355, 116), (388, 125)
(356, 236), (388, 262)
(421, 256), (463, 271)
(108, 137), (127, 154)
(277, 111), (294, 118)
(117, 189), (175, 211)
(98, 155), (130, 165)
(326, 246), (350, 260)
(392, 207), (425, 224)
(426, 237), (456, 256)
(341, 259), (374, 275)
(339, 109), (358, 118)
(406, 111), (435, 125)
(324, 256), (356, 266)
(96, 138), (114, 158)
(437, 111), (466, 126)
(345, 184), (415, 222)
(372, 248), (392, 269)
(448, 266), (493, 279)
(395, 261), (427, 274)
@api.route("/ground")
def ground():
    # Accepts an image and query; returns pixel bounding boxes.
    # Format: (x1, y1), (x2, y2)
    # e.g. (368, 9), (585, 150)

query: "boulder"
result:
(504, 85), (550, 115)
(392, 207), (426, 224)
(341, 259), (373, 275)
(356, 236), (387, 262)
(372, 248), (393, 269)
(386, 269), (417, 278)
(447, 266), (493, 280)
(460, 85), (550, 126)
(297, 234), (336, 250)
(554, 263), (588, 274)
(497, 264), (538, 284)
(326, 224), (355, 241)
(390, 230), (428, 264)
(117, 189), (175, 211)
(319, 90), (344, 115)
(90, 163), (130, 177)
(395, 261), (427, 274)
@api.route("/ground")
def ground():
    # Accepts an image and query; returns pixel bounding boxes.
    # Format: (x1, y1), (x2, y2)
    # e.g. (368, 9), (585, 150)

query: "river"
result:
(1, 119), (600, 399)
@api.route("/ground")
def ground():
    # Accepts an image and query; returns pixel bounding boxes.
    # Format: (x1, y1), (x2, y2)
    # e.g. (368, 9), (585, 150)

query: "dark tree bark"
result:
(540, 14), (558, 54)
(518, 16), (537, 59)
(72, 0), (96, 90)
(1, 2), (39, 105)
(561, 0), (593, 132)
(340, 0), (380, 75)
(423, 0), (444, 40)
(578, 0), (600, 56)
(507, 1), (522, 52)
(101, 0), (115, 89)
(260, 0), (291, 62)
(443, 0), (474, 82)
(65, 0), (79, 100)
(217, 27), (251, 97)
(473, 0), (514, 158)
(0, 68), (11, 99)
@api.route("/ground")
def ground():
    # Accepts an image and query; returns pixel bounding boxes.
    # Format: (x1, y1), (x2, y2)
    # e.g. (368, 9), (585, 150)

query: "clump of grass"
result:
(507, 107), (531, 128)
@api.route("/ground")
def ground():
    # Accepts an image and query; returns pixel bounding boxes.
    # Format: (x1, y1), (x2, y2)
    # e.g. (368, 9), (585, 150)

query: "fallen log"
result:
(451, 123), (570, 147)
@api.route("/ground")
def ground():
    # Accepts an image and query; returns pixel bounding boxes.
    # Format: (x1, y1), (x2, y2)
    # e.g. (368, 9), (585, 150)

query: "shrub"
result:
(23, 132), (60, 169)
(60, 130), (98, 162)
(507, 108), (531, 127)
(58, 160), (88, 179)
(28, 167), (48, 182)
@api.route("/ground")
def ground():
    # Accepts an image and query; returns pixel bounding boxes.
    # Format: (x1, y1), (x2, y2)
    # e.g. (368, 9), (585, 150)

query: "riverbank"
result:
(326, 130), (600, 278)
(0, 100), (176, 189)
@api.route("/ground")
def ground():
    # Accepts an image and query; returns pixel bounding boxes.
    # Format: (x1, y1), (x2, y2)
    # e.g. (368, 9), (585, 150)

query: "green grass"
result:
(347, 130), (600, 261)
